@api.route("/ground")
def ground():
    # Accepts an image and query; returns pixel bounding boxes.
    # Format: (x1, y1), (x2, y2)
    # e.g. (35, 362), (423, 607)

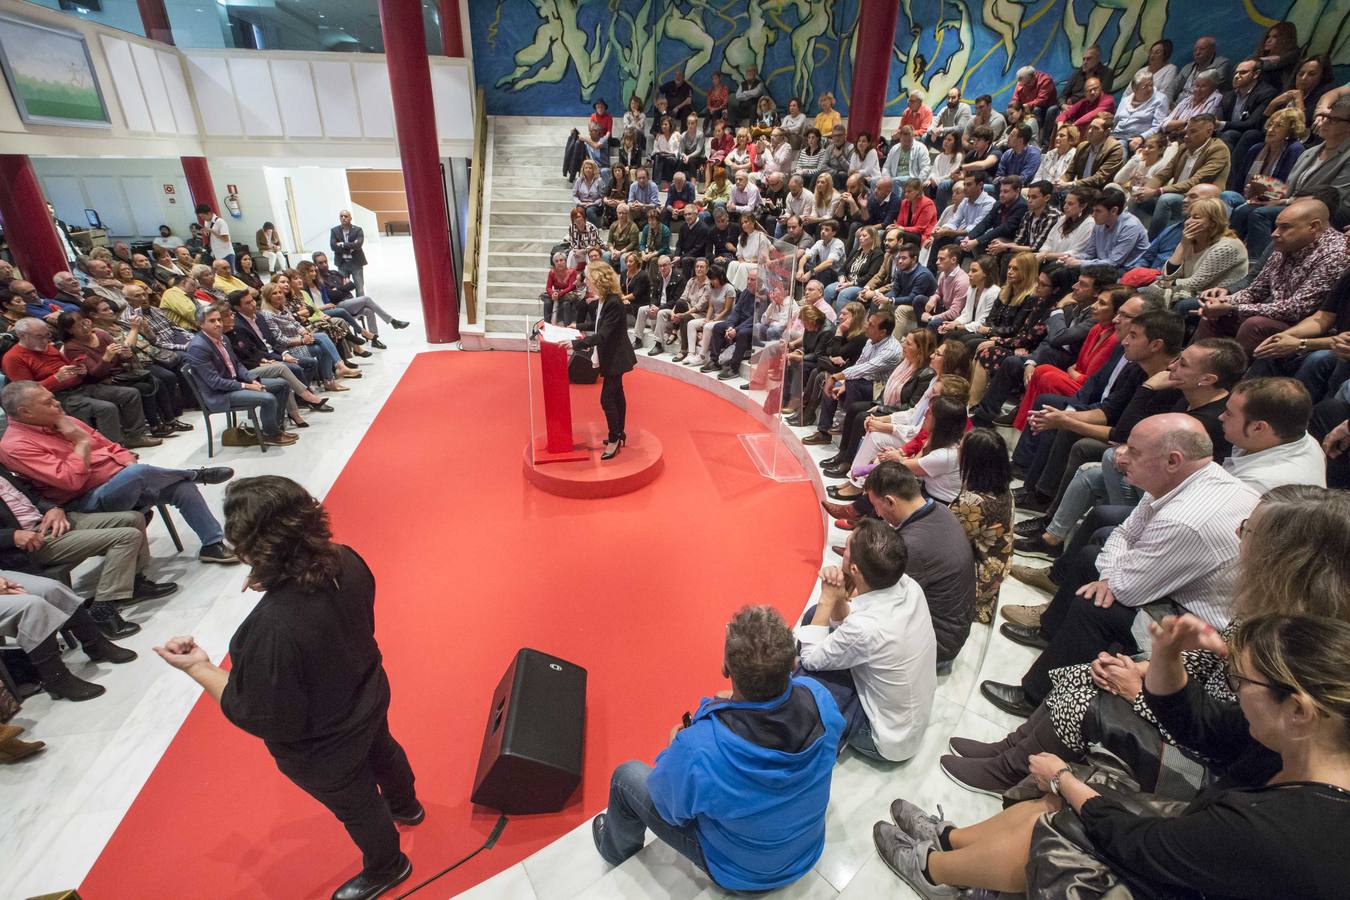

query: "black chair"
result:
(180, 363), (266, 457)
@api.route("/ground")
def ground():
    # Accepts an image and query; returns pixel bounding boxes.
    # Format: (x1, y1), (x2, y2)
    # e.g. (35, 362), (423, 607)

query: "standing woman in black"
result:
(574, 260), (636, 459)
(153, 476), (421, 900)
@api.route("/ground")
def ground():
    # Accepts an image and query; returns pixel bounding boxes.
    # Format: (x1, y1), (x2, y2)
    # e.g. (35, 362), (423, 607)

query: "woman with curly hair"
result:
(153, 476), (422, 900)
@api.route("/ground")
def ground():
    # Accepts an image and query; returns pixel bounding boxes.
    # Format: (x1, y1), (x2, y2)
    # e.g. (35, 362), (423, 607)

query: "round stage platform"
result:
(523, 425), (664, 498)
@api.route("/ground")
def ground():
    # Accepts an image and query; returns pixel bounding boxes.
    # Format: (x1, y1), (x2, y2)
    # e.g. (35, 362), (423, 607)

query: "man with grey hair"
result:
(48, 271), (86, 315)
(1160, 69), (1223, 139)
(981, 413), (1260, 716)
(1013, 65), (1057, 127)
(631, 255), (682, 352)
(2, 318), (159, 448)
(0, 381), (237, 564)
(1174, 35), (1231, 104)
(185, 304), (295, 445)
(191, 264), (226, 305)
(1112, 70), (1170, 150)
(593, 603), (844, 891)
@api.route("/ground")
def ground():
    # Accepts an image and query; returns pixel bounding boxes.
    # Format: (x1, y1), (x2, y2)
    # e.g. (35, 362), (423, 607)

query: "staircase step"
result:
(490, 212), (568, 227)
(487, 251), (550, 268)
(489, 237), (562, 253)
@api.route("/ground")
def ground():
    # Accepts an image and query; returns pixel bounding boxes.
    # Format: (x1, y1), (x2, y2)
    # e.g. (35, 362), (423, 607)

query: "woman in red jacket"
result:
(894, 178), (937, 247)
(1011, 285), (1126, 430)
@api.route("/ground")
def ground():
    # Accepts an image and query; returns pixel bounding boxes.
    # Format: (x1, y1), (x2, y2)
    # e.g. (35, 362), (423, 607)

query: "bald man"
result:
(330, 210), (367, 294)
(981, 413), (1260, 715)
(1196, 198), (1349, 352)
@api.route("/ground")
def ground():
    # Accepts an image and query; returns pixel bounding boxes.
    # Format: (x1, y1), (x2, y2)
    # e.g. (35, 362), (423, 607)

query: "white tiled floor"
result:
(3, 234), (1058, 899)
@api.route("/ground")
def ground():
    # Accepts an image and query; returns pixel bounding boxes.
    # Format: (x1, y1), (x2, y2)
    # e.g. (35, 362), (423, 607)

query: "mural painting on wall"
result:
(470, 0), (1350, 117)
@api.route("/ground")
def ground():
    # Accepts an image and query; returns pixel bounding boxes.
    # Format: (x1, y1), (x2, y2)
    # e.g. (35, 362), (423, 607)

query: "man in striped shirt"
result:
(982, 414), (1259, 714)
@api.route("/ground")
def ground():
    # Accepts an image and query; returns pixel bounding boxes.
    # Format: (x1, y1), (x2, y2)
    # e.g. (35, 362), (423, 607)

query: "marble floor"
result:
(3, 235), (1058, 900)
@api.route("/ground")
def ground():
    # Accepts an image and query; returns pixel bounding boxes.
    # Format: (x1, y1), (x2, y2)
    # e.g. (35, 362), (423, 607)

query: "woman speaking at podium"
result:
(573, 261), (636, 459)
(153, 476), (422, 900)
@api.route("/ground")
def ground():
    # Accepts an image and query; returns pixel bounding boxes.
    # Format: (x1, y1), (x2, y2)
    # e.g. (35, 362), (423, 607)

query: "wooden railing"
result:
(462, 86), (487, 325)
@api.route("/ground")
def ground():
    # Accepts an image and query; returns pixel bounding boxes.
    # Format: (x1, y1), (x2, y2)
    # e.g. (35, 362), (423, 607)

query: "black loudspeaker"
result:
(471, 648), (587, 814)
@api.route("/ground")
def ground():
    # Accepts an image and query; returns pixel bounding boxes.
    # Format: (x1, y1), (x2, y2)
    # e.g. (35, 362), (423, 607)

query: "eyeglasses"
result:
(1225, 662), (1292, 696)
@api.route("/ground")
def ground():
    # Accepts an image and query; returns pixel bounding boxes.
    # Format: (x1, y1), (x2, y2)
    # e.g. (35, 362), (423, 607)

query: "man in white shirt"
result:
(983, 413), (1259, 715)
(196, 203), (233, 271)
(153, 225), (184, 251)
(795, 518), (936, 762)
(1220, 377), (1327, 492)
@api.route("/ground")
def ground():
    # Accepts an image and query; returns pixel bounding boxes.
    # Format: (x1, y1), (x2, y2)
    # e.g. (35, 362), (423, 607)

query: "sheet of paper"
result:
(539, 323), (582, 344)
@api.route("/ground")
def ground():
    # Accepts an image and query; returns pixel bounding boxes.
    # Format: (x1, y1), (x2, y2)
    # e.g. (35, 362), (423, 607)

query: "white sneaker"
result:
(685, 355), (704, 366)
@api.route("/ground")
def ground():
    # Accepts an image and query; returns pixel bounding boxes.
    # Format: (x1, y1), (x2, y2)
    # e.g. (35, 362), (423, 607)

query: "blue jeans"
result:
(1045, 448), (1140, 541)
(226, 378), (289, 435)
(1231, 202), (1281, 261)
(70, 464), (224, 546)
(1147, 192), (1184, 238)
(824, 282), (863, 312)
(596, 760), (709, 875)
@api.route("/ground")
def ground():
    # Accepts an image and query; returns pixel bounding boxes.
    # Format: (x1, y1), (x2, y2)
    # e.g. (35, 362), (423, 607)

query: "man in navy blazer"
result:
(226, 290), (317, 384)
(330, 210), (368, 294)
(700, 268), (760, 379)
(185, 304), (296, 445)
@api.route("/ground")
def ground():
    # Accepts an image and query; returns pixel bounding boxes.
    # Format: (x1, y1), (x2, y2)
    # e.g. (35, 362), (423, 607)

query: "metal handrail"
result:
(461, 86), (488, 324)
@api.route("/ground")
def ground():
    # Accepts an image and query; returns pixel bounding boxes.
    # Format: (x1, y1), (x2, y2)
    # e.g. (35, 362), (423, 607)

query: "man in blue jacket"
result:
(184, 304), (296, 445)
(593, 604), (844, 891)
(701, 268), (760, 379)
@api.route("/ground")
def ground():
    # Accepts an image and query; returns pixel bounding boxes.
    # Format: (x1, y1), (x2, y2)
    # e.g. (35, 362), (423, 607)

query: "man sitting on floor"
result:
(981, 414), (1259, 716)
(796, 517), (935, 763)
(861, 463), (976, 666)
(0, 382), (239, 564)
(593, 605), (844, 892)
(0, 461), (176, 639)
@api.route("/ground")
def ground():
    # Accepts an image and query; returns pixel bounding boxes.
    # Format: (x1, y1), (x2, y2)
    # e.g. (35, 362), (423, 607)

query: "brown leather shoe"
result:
(124, 434), (163, 449)
(821, 499), (858, 520)
(0, 724), (46, 764)
(1009, 564), (1057, 595)
(1000, 603), (1048, 628)
(263, 431), (299, 445)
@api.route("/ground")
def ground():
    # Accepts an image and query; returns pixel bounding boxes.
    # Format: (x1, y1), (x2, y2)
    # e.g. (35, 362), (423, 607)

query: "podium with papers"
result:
(527, 322), (590, 464)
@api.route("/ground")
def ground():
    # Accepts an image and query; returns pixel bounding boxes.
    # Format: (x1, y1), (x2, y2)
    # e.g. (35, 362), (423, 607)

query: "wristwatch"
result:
(1299, 339), (1309, 353)
(1050, 766), (1073, 796)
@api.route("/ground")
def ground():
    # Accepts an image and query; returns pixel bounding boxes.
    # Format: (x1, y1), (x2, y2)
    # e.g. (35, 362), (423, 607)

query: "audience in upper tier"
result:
(570, 25), (1350, 893)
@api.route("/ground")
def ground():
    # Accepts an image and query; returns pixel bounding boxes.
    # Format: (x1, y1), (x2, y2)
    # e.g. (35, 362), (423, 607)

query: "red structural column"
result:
(437, 0), (465, 58)
(0, 155), (68, 298)
(136, 0), (174, 45)
(181, 156), (219, 216)
(380, 0), (460, 343)
(848, 1), (901, 143)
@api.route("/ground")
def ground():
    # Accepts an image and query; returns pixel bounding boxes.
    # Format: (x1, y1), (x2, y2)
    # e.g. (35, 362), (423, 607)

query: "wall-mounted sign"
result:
(163, 184), (175, 194)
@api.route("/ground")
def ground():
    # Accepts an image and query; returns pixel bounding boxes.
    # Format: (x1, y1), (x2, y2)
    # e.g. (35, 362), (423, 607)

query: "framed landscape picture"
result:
(0, 13), (109, 127)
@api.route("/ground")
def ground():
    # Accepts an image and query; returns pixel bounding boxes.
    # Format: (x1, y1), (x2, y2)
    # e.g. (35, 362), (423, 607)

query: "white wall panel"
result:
(227, 57), (283, 137)
(269, 59), (322, 138)
(431, 64), (473, 141)
(83, 177), (134, 236)
(43, 177), (88, 230)
(310, 60), (362, 138)
(354, 63), (394, 140)
(131, 43), (175, 134)
(99, 37), (152, 133)
(158, 50), (197, 135)
(187, 57), (242, 136)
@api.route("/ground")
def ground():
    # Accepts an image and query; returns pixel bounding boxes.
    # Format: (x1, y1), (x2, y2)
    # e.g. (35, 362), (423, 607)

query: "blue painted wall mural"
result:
(469, 1), (1350, 117)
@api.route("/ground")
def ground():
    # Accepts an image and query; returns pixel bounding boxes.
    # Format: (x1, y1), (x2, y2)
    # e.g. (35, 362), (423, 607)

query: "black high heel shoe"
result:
(601, 435), (627, 460)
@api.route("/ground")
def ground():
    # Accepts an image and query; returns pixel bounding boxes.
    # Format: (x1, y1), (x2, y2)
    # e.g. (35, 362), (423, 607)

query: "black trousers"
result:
(971, 353), (1028, 422)
(600, 371), (626, 443)
(837, 401), (893, 460)
(276, 715), (417, 877)
(1021, 543), (1140, 703)
(1012, 393), (1072, 474)
(1311, 395), (1350, 489)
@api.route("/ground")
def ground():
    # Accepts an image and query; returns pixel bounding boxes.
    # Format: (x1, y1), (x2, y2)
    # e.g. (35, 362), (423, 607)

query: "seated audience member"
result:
(594, 605), (844, 892)
(1114, 133), (1173, 195)
(822, 330), (936, 477)
(1044, 43), (1113, 136)
(824, 226), (884, 312)
(1060, 188), (1150, 270)
(1248, 266), (1350, 397)
(994, 125), (1040, 184)
(185, 305), (297, 445)
(881, 612), (1350, 899)
(57, 310), (180, 439)
(154, 224), (185, 252)
(963, 95), (1007, 148)
(602, 165), (633, 227)
(1140, 196), (1248, 306)
(796, 219), (847, 286)
(637, 207), (672, 275)
(681, 265), (735, 367)
(658, 258), (711, 360)
(1129, 115), (1231, 238)
(894, 179), (938, 249)
(225, 292), (332, 423)
(1057, 78), (1115, 133)
(662, 171), (697, 224)
(670, 205), (711, 282)
(897, 90), (933, 141)
(973, 277), (1122, 428)
(927, 88), (970, 147)
(312, 252), (407, 340)
(983, 414), (1259, 716)
(1217, 57), (1277, 149)
(0, 382), (237, 563)
(607, 203), (642, 269)
(44, 272), (87, 316)
(540, 252), (584, 326)
(956, 176), (1028, 265)
(847, 132), (881, 181)
(211, 259), (249, 296)
(1196, 198), (1347, 352)
(626, 167), (661, 220)
(1220, 377), (1327, 490)
(789, 302), (870, 427)
(1159, 69), (1224, 142)
(1001, 102), (1041, 148)
(938, 256), (1002, 338)
(861, 463), (975, 664)
(949, 429), (1014, 624)
(928, 174), (996, 269)
(934, 128), (999, 214)
(1230, 97), (1350, 260)
(726, 171), (762, 220)
(700, 269), (760, 379)
(0, 570), (137, 701)
(1038, 125), (1079, 187)
(802, 310), (900, 447)
(7, 280), (65, 326)
(1176, 35), (1232, 101)
(1035, 186), (1096, 267)
(258, 284), (356, 388)
(1227, 107), (1306, 195)
(967, 255), (1058, 404)
(916, 245), (971, 331)
(572, 159), (607, 225)
(885, 127), (932, 184)
(1111, 71), (1170, 151)
(1063, 114), (1124, 191)
(158, 273), (201, 331)
(796, 514), (936, 764)
(987, 180), (1062, 274)
(3, 318), (160, 449)
(1135, 39), (1181, 103)
(757, 170), (790, 231)
(1014, 304), (1181, 514)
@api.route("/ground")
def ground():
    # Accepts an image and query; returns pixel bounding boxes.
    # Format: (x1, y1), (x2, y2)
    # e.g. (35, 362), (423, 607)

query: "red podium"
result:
(531, 332), (590, 463)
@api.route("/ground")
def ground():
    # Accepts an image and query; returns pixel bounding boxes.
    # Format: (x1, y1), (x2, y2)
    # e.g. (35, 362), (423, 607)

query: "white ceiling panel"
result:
(353, 62), (394, 140)
(99, 36), (152, 133)
(158, 50), (197, 135)
(311, 60), (363, 138)
(227, 57), (283, 137)
(130, 42), (175, 134)
(187, 57), (243, 135)
(269, 59), (323, 138)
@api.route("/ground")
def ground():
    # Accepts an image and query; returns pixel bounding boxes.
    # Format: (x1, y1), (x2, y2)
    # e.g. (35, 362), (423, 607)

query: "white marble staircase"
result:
(481, 115), (592, 336)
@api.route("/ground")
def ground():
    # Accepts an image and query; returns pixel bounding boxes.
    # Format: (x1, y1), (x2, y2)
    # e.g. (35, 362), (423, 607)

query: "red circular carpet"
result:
(80, 351), (824, 899)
